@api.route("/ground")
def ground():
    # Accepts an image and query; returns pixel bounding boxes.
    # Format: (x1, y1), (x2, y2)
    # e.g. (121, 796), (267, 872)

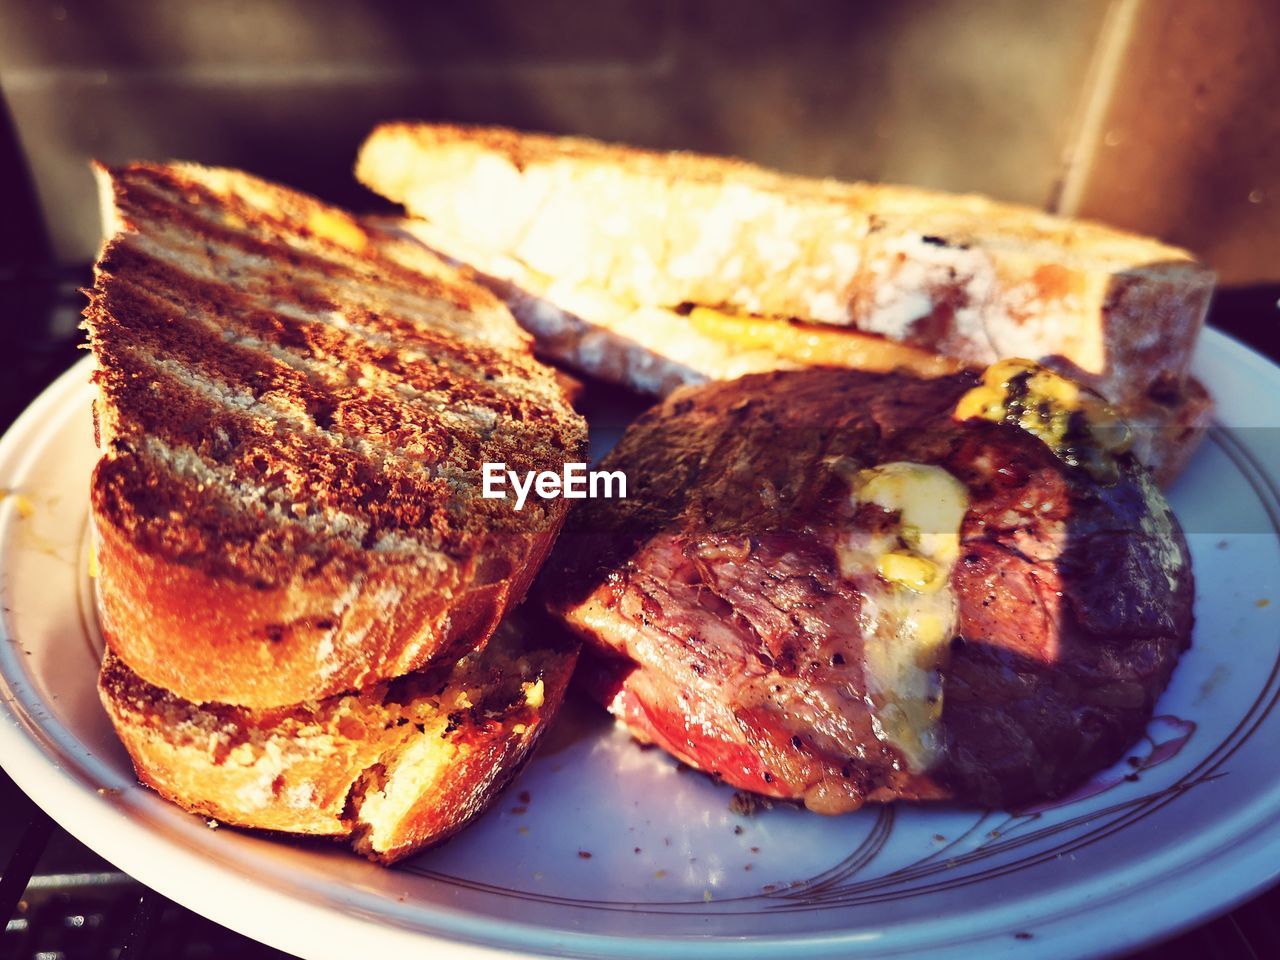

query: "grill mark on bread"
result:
(92, 385), (391, 577)
(128, 224), (522, 355)
(107, 165), (523, 342)
(95, 239), (574, 456)
(99, 279), (543, 473)
(94, 344), (543, 563)
(89, 261), (570, 552)
(106, 167), (529, 350)
(100, 317), (561, 530)
(139, 434), (379, 549)
(92, 452), (356, 586)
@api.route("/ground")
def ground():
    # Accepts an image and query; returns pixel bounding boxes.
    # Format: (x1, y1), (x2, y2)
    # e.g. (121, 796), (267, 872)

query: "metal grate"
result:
(1, 773), (297, 960)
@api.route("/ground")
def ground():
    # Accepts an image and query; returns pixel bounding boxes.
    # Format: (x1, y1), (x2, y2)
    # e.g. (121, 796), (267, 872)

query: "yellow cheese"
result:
(876, 551), (939, 591)
(685, 306), (962, 376)
(855, 460), (969, 568)
(836, 461), (969, 772)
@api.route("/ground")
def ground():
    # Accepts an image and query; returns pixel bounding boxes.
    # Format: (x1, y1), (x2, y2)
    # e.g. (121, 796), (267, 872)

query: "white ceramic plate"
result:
(2, 328), (1279, 960)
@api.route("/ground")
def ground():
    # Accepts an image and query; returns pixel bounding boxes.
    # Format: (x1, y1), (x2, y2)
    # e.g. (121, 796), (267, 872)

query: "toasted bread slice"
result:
(99, 616), (576, 863)
(388, 217), (1210, 487)
(86, 163), (587, 708)
(357, 123), (1213, 409)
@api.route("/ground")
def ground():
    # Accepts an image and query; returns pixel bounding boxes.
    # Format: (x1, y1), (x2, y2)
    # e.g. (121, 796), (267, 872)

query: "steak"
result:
(546, 368), (1193, 811)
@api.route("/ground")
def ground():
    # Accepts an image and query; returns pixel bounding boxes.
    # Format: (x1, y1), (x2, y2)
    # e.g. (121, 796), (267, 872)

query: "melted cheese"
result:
(836, 462), (969, 771)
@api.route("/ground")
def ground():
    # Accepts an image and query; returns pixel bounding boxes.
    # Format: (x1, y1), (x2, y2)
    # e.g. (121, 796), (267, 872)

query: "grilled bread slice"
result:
(100, 615), (576, 863)
(86, 162), (587, 708)
(356, 123), (1213, 413)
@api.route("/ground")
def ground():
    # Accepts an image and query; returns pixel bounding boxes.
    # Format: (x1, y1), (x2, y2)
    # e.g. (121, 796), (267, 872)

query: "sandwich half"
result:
(356, 123), (1214, 484)
(86, 161), (587, 708)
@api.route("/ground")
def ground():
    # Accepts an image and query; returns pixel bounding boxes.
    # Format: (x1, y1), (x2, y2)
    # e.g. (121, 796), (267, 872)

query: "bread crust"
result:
(358, 123), (1214, 410)
(99, 617), (578, 862)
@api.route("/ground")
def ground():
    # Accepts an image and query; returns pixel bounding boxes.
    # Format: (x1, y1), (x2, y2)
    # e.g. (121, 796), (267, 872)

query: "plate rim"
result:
(1, 327), (1279, 960)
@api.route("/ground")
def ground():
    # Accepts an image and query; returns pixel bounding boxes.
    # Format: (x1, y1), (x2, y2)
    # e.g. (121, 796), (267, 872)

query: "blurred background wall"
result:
(1, 0), (1277, 283)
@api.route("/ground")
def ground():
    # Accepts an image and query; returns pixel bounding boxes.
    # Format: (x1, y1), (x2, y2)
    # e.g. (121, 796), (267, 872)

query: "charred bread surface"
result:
(357, 123), (1213, 412)
(99, 617), (577, 863)
(86, 162), (587, 707)
(545, 367), (1193, 812)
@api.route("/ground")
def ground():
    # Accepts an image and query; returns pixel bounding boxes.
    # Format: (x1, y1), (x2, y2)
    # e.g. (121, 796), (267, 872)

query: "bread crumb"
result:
(577, 850), (592, 859)
(1258, 598), (1271, 608)
(654, 870), (666, 879)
